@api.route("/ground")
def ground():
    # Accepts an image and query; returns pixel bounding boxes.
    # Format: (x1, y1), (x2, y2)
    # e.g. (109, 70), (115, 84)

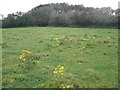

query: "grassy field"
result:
(2, 27), (118, 88)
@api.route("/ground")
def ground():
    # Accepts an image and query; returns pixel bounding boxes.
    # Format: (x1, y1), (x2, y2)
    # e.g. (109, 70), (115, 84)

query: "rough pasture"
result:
(2, 27), (118, 88)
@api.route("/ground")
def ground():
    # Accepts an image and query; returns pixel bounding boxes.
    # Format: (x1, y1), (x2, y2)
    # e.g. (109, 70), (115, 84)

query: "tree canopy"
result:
(2, 3), (118, 28)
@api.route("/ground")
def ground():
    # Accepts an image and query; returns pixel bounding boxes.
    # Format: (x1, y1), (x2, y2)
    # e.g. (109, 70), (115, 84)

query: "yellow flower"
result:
(19, 55), (23, 59)
(60, 66), (64, 70)
(28, 52), (32, 55)
(59, 84), (71, 88)
(53, 71), (56, 73)
(63, 87), (65, 88)
(61, 73), (64, 75)
(22, 50), (25, 52)
(55, 44), (59, 46)
(53, 38), (58, 40)
(59, 70), (63, 73)
(66, 85), (70, 88)
(22, 50), (32, 54)
(22, 50), (27, 52)
(53, 71), (58, 73)
(52, 43), (60, 46)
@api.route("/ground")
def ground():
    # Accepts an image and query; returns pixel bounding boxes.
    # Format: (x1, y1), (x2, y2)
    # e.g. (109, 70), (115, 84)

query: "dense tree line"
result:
(2, 3), (118, 28)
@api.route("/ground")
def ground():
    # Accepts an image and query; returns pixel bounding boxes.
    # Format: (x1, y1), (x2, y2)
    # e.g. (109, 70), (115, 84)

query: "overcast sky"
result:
(0, 0), (119, 17)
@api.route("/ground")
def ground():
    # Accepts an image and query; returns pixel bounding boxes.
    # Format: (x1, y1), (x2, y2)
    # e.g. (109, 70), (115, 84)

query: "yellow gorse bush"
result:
(19, 50), (32, 61)
(19, 49), (39, 69)
(53, 65), (64, 75)
(51, 65), (73, 88)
